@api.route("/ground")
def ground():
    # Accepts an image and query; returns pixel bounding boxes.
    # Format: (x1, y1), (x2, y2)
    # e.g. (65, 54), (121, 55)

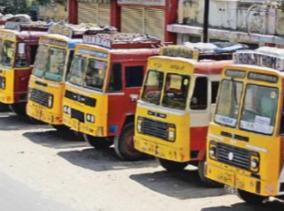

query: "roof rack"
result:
(161, 42), (248, 60)
(5, 20), (49, 32)
(82, 33), (161, 49)
(48, 22), (116, 39)
(233, 47), (284, 72)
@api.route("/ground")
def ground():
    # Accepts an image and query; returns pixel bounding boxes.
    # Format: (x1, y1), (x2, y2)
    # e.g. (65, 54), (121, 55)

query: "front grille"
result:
(71, 108), (85, 123)
(216, 143), (250, 170)
(30, 88), (52, 108)
(0, 76), (5, 89)
(65, 90), (96, 107)
(141, 118), (171, 141)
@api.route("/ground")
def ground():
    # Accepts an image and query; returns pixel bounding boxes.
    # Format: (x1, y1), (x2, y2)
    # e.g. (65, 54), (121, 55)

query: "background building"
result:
(67, 0), (177, 43)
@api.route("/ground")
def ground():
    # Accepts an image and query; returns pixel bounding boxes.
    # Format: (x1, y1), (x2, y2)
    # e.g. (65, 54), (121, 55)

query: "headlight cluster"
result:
(86, 114), (95, 123)
(63, 105), (71, 115)
(168, 126), (176, 141)
(250, 153), (260, 172)
(209, 141), (217, 159)
(0, 77), (5, 89)
(47, 95), (53, 108)
(137, 117), (143, 133)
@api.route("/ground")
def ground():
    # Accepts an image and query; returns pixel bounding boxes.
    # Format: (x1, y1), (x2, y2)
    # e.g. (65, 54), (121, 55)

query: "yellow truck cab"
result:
(63, 33), (160, 160)
(134, 43), (247, 183)
(206, 47), (284, 203)
(0, 22), (48, 114)
(27, 23), (111, 130)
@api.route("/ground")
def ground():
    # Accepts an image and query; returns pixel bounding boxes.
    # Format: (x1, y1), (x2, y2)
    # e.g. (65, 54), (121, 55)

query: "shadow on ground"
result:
(23, 130), (87, 149)
(57, 148), (159, 172)
(202, 200), (284, 211)
(129, 168), (226, 200)
(0, 112), (49, 131)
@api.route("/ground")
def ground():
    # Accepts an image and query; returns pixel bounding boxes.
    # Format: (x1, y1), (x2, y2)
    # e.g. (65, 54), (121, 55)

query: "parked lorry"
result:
(0, 21), (48, 114)
(63, 33), (160, 160)
(26, 23), (113, 129)
(206, 47), (284, 203)
(134, 43), (247, 184)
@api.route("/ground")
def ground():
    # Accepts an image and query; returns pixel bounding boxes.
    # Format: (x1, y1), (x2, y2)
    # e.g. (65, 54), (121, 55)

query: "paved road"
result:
(0, 112), (283, 211)
(0, 170), (76, 211)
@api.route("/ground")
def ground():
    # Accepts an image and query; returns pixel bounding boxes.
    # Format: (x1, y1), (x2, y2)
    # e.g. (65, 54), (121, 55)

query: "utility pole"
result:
(203, 0), (210, 43)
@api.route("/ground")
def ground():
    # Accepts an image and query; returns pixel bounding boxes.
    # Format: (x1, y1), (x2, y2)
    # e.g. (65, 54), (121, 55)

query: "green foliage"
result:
(0, 0), (66, 14)
(0, 0), (29, 13)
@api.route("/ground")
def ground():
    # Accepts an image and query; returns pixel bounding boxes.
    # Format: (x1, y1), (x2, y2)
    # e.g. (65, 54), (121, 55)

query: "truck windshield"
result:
(0, 40), (15, 68)
(45, 47), (67, 82)
(33, 45), (49, 77)
(67, 55), (87, 86)
(215, 79), (243, 127)
(142, 70), (164, 105)
(83, 58), (107, 91)
(162, 73), (190, 110)
(33, 45), (67, 82)
(240, 85), (278, 135)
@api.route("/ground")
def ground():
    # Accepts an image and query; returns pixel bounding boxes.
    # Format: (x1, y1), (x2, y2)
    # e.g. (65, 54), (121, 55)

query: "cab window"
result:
(240, 85), (278, 135)
(108, 63), (122, 92)
(125, 66), (144, 88)
(211, 81), (219, 104)
(15, 43), (29, 68)
(190, 77), (208, 110)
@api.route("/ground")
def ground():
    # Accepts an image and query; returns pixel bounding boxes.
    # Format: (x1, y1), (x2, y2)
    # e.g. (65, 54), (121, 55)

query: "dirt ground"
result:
(0, 112), (283, 211)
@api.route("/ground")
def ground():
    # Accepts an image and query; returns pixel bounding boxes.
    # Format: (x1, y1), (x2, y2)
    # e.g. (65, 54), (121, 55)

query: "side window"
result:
(66, 50), (74, 75)
(15, 43), (29, 67)
(125, 66), (144, 88)
(190, 77), (208, 110)
(211, 81), (220, 104)
(108, 63), (122, 92)
(30, 45), (38, 65)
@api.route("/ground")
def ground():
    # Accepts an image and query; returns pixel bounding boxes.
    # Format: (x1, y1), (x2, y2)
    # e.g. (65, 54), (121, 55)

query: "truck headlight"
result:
(250, 153), (260, 172)
(63, 105), (71, 115)
(168, 127), (176, 141)
(86, 114), (95, 123)
(0, 78), (5, 89)
(47, 95), (53, 108)
(209, 141), (217, 159)
(137, 117), (143, 133)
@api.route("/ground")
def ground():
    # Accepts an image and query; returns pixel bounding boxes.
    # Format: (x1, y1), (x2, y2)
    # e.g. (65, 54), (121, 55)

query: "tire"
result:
(238, 189), (267, 205)
(159, 158), (187, 172)
(198, 160), (223, 187)
(9, 103), (26, 115)
(84, 134), (113, 150)
(114, 123), (144, 161)
(52, 125), (70, 131)
(0, 103), (8, 112)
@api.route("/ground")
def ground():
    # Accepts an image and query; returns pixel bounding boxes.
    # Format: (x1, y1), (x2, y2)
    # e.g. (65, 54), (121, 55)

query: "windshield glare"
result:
(215, 79), (243, 127)
(45, 47), (66, 82)
(142, 70), (164, 105)
(33, 45), (49, 77)
(0, 40), (15, 68)
(240, 85), (278, 135)
(33, 45), (67, 82)
(84, 59), (107, 91)
(162, 74), (190, 110)
(67, 55), (87, 86)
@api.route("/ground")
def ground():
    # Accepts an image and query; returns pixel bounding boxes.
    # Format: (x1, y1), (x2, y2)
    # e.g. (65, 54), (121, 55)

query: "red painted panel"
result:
(14, 68), (32, 103)
(190, 126), (208, 160)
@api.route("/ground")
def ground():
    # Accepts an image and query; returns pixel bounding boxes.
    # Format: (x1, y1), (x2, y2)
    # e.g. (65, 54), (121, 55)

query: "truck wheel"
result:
(198, 160), (223, 187)
(9, 103), (26, 115)
(0, 103), (8, 112)
(238, 189), (267, 205)
(159, 158), (187, 172)
(114, 123), (144, 161)
(84, 134), (113, 150)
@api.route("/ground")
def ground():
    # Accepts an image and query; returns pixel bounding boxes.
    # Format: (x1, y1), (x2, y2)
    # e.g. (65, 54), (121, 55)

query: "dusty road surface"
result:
(0, 112), (283, 211)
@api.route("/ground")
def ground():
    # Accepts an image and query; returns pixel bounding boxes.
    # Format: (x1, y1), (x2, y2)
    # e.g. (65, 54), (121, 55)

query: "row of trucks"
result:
(0, 19), (283, 205)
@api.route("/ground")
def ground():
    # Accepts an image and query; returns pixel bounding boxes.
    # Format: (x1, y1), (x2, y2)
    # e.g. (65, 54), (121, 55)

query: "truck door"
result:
(189, 76), (210, 158)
